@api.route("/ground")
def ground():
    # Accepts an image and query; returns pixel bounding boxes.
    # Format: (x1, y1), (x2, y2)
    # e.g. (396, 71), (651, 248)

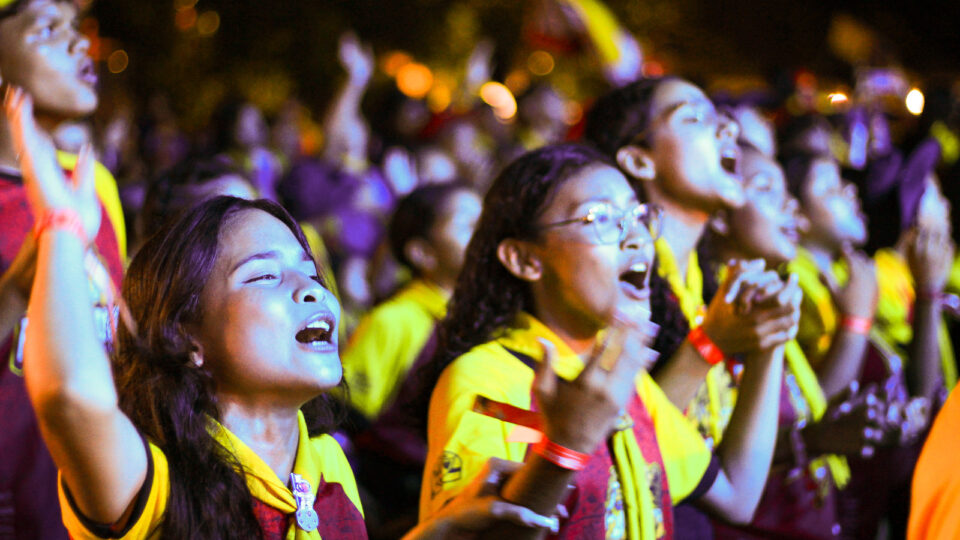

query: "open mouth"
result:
(295, 313), (336, 347)
(720, 148), (739, 176)
(619, 262), (651, 300)
(78, 59), (98, 87)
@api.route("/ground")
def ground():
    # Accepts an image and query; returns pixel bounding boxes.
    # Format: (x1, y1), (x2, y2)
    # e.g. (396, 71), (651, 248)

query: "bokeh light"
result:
(527, 50), (555, 76)
(906, 88), (925, 115)
(479, 81), (517, 120)
(197, 11), (221, 36)
(396, 63), (434, 99)
(107, 49), (129, 74)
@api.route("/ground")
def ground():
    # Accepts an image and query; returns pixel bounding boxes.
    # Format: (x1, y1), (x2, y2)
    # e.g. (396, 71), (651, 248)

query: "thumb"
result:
(75, 143), (96, 196)
(534, 338), (558, 400)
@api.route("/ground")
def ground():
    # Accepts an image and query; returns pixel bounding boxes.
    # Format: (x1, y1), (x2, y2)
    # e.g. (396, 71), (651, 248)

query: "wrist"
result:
(916, 287), (945, 304)
(688, 326), (727, 366)
(840, 314), (872, 335)
(33, 209), (88, 247)
(531, 436), (591, 471)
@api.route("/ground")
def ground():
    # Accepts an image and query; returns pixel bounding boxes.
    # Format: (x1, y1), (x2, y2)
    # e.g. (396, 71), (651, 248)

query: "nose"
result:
(293, 272), (326, 304)
(620, 219), (654, 250)
(717, 111), (740, 142)
(70, 30), (91, 56)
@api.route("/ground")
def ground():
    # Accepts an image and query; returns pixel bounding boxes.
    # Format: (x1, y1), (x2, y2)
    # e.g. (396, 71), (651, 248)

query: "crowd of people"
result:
(3, 0), (960, 539)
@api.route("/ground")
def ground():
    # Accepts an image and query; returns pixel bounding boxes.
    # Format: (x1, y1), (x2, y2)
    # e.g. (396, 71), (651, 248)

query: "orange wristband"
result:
(841, 315), (872, 335)
(532, 437), (591, 471)
(33, 209), (87, 246)
(688, 326), (726, 366)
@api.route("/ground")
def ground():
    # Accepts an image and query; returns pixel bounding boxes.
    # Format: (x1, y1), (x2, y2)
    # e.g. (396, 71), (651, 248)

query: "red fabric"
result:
(250, 474), (367, 539)
(542, 393), (674, 540)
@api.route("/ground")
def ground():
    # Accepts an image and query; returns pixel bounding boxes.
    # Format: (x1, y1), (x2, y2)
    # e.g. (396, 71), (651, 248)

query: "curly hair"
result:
(410, 143), (615, 426)
(114, 196), (341, 539)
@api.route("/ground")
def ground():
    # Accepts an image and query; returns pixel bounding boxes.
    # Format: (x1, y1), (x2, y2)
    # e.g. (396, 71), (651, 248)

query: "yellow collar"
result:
(654, 238), (704, 325)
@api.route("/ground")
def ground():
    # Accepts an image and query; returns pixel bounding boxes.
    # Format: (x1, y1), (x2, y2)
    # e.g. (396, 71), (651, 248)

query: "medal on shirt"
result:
(290, 473), (319, 531)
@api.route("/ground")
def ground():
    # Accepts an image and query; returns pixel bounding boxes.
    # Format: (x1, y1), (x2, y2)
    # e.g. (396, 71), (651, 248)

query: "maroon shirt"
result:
(0, 172), (123, 540)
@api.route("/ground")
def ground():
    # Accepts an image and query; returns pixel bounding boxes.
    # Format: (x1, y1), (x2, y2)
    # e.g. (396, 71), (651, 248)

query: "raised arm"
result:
(906, 227), (954, 403)
(322, 31), (374, 168)
(8, 87), (147, 525)
(814, 247), (877, 400)
(696, 277), (800, 524)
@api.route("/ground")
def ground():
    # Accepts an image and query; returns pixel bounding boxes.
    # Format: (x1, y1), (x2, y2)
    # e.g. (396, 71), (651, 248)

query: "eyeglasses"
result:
(539, 203), (663, 245)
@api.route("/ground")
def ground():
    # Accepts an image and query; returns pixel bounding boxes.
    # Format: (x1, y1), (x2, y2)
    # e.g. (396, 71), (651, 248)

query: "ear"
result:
(497, 238), (542, 282)
(404, 238), (437, 274)
(189, 342), (204, 368)
(708, 209), (730, 236)
(616, 146), (656, 182)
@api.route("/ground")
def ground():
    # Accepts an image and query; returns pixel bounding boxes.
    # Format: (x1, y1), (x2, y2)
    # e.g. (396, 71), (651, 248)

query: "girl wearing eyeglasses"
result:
(418, 143), (793, 539)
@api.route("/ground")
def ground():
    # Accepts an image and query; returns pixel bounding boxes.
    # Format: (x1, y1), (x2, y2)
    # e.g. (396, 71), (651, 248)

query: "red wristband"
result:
(688, 326), (726, 366)
(532, 437), (591, 471)
(841, 315), (872, 335)
(33, 209), (87, 246)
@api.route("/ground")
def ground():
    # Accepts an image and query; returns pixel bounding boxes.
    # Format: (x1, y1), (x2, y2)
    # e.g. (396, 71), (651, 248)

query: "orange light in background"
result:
(175, 7), (197, 30)
(828, 92), (849, 105)
(504, 69), (531, 95)
(174, 0), (198, 9)
(197, 11), (220, 36)
(107, 49), (129, 74)
(428, 83), (452, 113)
(906, 88), (925, 116)
(643, 60), (664, 77)
(382, 51), (413, 78)
(396, 63), (433, 99)
(564, 101), (583, 126)
(527, 50), (555, 76)
(479, 81), (517, 120)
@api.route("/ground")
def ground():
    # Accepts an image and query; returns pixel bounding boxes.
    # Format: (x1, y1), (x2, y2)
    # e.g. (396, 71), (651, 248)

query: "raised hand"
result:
(830, 244), (877, 319)
(338, 31), (374, 86)
(533, 315), (658, 454)
(907, 226), (955, 294)
(701, 260), (800, 354)
(4, 86), (101, 244)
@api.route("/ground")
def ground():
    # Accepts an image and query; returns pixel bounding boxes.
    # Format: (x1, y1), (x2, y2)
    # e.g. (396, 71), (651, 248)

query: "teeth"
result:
(629, 263), (648, 273)
(306, 319), (330, 332)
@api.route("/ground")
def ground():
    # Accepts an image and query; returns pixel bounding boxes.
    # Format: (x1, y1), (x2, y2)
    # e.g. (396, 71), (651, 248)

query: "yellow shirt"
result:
(59, 412), (362, 540)
(342, 279), (448, 419)
(421, 313), (712, 539)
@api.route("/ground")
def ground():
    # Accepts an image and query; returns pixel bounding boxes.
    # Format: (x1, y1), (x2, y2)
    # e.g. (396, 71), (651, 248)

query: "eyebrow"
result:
(230, 250), (313, 274)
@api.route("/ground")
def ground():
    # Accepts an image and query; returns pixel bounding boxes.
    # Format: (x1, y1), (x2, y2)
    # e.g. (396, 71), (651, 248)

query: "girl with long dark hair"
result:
(7, 86), (562, 540)
(419, 143), (797, 539)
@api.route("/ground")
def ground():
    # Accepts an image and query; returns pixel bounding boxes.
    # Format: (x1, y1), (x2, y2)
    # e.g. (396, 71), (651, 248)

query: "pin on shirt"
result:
(290, 473), (319, 531)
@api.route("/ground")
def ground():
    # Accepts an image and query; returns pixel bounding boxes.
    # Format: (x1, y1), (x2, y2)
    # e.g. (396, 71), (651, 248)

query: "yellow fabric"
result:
(789, 247), (839, 362)
(342, 279), (448, 418)
(299, 222), (339, 302)
(783, 340), (850, 489)
(59, 412), (362, 539)
(655, 238), (736, 445)
(57, 151), (127, 262)
(420, 312), (712, 539)
(947, 255), (960, 296)
(874, 249), (957, 390)
(559, 0), (624, 66)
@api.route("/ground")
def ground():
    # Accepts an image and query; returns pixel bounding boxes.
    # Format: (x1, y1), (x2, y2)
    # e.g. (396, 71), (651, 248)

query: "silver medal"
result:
(295, 506), (320, 531)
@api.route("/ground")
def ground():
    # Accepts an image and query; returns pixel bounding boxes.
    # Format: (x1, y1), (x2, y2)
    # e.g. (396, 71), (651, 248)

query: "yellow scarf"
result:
(655, 238), (734, 445)
(874, 249), (957, 390)
(497, 313), (658, 540)
(783, 340), (850, 489)
(210, 412), (363, 540)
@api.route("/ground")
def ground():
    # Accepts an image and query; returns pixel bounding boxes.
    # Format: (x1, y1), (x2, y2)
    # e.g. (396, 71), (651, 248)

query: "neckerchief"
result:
(656, 238), (733, 445)
(496, 313), (661, 540)
(210, 412), (361, 539)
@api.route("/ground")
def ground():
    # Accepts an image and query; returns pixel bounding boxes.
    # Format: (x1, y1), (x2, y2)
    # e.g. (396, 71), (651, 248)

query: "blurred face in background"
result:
(427, 188), (482, 285)
(724, 147), (802, 265)
(799, 157), (868, 250)
(0, 0), (97, 122)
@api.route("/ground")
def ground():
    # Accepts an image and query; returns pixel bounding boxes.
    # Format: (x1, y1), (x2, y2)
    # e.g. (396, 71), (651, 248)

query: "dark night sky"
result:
(88, 0), (960, 123)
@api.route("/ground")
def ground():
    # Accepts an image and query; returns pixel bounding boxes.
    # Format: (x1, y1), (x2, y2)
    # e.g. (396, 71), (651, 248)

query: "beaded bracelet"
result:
(33, 209), (87, 246)
(531, 437), (590, 471)
(688, 326), (726, 366)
